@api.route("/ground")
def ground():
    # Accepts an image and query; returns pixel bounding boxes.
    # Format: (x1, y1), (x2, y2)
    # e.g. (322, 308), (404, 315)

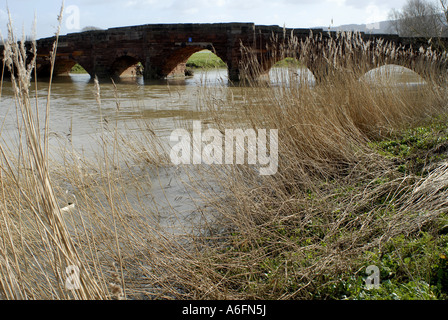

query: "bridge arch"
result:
(110, 54), (143, 78)
(361, 64), (426, 85)
(163, 46), (228, 78)
(358, 53), (447, 85)
(267, 57), (316, 85)
(239, 51), (319, 85)
(36, 57), (92, 78)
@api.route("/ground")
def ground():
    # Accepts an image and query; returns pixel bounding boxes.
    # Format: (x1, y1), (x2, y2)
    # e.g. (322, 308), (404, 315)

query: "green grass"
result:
(369, 118), (448, 175)
(70, 63), (88, 74)
(71, 52), (227, 75)
(325, 231), (448, 300)
(186, 50), (227, 69)
(273, 57), (302, 68)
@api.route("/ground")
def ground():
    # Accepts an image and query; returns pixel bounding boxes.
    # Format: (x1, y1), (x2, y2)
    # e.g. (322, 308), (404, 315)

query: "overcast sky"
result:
(0, 0), (412, 39)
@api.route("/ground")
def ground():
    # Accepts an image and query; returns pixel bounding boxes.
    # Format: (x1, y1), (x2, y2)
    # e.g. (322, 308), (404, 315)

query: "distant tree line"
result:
(389, 0), (448, 37)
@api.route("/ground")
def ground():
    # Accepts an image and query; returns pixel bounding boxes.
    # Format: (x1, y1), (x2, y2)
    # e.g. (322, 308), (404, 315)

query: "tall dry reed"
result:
(0, 7), (194, 300)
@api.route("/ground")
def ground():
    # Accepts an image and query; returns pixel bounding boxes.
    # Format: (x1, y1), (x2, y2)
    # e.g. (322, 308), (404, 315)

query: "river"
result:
(0, 66), (424, 237)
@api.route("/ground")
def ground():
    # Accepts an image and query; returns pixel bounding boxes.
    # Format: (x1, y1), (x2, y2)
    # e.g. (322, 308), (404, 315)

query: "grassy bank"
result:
(186, 50), (227, 69)
(70, 63), (88, 74)
(273, 57), (302, 68)
(185, 51), (302, 70)
(1, 10), (448, 300)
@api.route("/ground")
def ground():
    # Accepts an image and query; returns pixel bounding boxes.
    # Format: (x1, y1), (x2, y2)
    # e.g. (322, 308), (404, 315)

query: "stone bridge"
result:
(3, 22), (448, 82)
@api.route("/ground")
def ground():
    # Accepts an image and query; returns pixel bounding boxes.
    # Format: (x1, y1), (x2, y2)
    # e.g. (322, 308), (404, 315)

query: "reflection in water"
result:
(363, 64), (426, 86)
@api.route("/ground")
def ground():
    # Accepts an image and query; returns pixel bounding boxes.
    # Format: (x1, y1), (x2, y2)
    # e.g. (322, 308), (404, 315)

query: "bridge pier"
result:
(143, 57), (160, 80)
(228, 66), (241, 82)
(91, 68), (111, 80)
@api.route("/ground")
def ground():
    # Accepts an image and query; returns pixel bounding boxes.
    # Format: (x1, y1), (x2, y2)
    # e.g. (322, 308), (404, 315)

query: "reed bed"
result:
(171, 32), (448, 299)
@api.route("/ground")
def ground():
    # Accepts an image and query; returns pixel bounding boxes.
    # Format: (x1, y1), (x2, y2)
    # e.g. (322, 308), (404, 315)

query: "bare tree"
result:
(388, 8), (403, 34)
(388, 0), (448, 37)
(440, 0), (448, 22)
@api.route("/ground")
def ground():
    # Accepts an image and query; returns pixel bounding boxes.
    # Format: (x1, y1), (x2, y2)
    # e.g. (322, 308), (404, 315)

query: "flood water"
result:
(0, 66), (425, 235)
(0, 69), (228, 154)
(0, 66), (424, 155)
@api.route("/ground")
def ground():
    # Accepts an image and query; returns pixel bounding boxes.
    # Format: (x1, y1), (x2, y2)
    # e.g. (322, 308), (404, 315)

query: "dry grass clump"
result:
(0, 8), (106, 299)
(164, 32), (448, 299)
